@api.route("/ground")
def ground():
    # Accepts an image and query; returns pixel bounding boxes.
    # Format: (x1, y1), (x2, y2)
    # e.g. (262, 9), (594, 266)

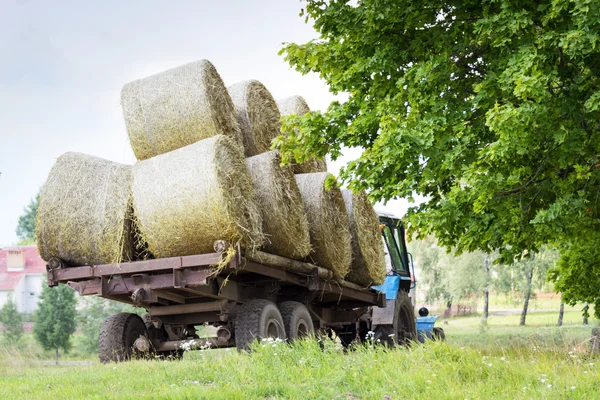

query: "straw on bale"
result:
(121, 60), (242, 161)
(132, 135), (264, 259)
(342, 190), (386, 286)
(276, 95), (327, 174)
(294, 173), (352, 278)
(246, 151), (311, 260)
(228, 80), (281, 157)
(36, 153), (134, 266)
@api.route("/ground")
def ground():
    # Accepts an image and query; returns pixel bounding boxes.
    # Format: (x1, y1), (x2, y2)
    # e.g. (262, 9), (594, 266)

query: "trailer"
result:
(45, 216), (417, 362)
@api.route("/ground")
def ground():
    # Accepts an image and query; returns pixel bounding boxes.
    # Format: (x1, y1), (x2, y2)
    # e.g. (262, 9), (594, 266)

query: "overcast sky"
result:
(0, 0), (409, 246)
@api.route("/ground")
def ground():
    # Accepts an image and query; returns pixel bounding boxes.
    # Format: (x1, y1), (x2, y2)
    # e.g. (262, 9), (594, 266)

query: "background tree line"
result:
(409, 237), (571, 325)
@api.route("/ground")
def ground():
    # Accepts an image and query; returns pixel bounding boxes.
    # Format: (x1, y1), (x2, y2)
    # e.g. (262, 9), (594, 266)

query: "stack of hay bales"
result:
(277, 95), (327, 174)
(36, 57), (385, 289)
(36, 153), (135, 266)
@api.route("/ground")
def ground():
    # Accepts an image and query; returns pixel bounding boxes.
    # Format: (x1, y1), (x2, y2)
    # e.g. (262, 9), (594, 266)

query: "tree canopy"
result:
(277, 0), (600, 314)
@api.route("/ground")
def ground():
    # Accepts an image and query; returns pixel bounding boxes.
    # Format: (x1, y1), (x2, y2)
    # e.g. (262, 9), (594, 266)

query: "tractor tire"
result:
(373, 291), (417, 347)
(99, 313), (148, 363)
(279, 301), (314, 340)
(235, 299), (287, 351)
(432, 327), (446, 341)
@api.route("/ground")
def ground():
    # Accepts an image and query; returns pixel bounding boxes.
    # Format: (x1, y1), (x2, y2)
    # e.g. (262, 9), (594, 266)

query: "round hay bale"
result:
(132, 135), (264, 258)
(342, 190), (386, 286)
(36, 153), (135, 266)
(246, 151), (311, 260)
(121, 60), (241, 161)
(276, 95), (327, 174)
(294, 173), (351, 278)
(228, 80), (281, 157)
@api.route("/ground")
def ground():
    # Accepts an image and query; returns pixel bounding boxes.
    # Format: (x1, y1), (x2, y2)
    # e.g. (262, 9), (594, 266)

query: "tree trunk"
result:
(520, 252), (535, 326)
(583, 304), (589, 325)
(55, 347), (59, 365)
(557, 296), (564, 327)
(482, 253), (490, 326)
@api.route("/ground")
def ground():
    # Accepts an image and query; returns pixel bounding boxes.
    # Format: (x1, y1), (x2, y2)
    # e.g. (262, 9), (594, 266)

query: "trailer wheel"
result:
(279, 302), (314, 340)
(235, 299), (287, 351)
(99, 313), (148, 363)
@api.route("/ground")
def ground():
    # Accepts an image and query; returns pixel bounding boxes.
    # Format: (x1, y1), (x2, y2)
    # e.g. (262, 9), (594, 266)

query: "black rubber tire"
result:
(235, 299), (287, 351)
(279, 301), (314, 340)
(395, 291), (417, 345)
(373, 291), (417, 347)
(99, 313), (147, 363)
(432, 327), (446, 341)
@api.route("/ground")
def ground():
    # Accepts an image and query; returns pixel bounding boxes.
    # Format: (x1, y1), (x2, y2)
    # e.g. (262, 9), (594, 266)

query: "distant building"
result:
(0, 246), (46, 314)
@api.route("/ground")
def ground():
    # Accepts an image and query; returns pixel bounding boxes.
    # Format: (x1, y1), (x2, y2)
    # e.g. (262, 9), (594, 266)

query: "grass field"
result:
(1, 298), (599, 399)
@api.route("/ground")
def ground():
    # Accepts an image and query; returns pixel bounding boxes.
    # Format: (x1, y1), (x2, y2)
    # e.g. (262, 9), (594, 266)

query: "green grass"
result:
(0, 337), (599, 399)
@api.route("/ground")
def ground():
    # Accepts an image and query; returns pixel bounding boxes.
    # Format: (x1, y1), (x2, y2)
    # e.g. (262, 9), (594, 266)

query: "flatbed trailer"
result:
(46, 242), (401, 361)
(46, 215), (418, 362)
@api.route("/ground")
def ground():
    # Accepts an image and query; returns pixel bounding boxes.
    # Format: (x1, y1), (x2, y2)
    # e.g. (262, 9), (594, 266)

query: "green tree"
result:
(16, 192), (39, 244)
(0, 296), (24, 345)
(277, 0), (600, 314)
(77, 296), (140, 354)
(34, 285), (77, 361)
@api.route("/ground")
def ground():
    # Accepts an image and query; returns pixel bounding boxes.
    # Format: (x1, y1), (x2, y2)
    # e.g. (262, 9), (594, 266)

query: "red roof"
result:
(0, 246), (46, 290)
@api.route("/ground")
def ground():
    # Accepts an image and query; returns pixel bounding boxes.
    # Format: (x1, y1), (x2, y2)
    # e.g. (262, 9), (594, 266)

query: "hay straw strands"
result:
(121, 60), (241, 161)
(276, 95), (327, 174)
(228, 80), (281, 157)
(294, 173), (352, 278)
(246, 151), (311, 260)
(36, 153), (134, 266)
(132, 135), (264, 259)
(342, 190), (386, 286)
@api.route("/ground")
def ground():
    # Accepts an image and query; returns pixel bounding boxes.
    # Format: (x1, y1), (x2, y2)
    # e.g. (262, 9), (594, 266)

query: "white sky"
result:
(0, 0), (410, 246)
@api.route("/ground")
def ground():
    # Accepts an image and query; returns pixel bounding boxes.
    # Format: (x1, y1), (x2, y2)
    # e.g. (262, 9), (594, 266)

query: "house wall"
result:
(21, 275), (44, 314)
(0, 275), (45, 314)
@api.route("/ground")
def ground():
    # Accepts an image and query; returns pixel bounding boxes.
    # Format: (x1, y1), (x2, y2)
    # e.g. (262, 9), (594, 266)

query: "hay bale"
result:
(294, 173), (351, 278)
(36, 153), (134, 266)
(276, 95), (327, 174)
(132, 135), (264, 258)
(342, 190), (386, 286)
(228, 80), (281, 157)
(246, 151), (311, 260)
(121, 60), (241, 161)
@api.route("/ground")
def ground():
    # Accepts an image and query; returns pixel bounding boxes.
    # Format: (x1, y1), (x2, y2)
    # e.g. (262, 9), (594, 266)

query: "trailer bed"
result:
(47, 247), (385, 328)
